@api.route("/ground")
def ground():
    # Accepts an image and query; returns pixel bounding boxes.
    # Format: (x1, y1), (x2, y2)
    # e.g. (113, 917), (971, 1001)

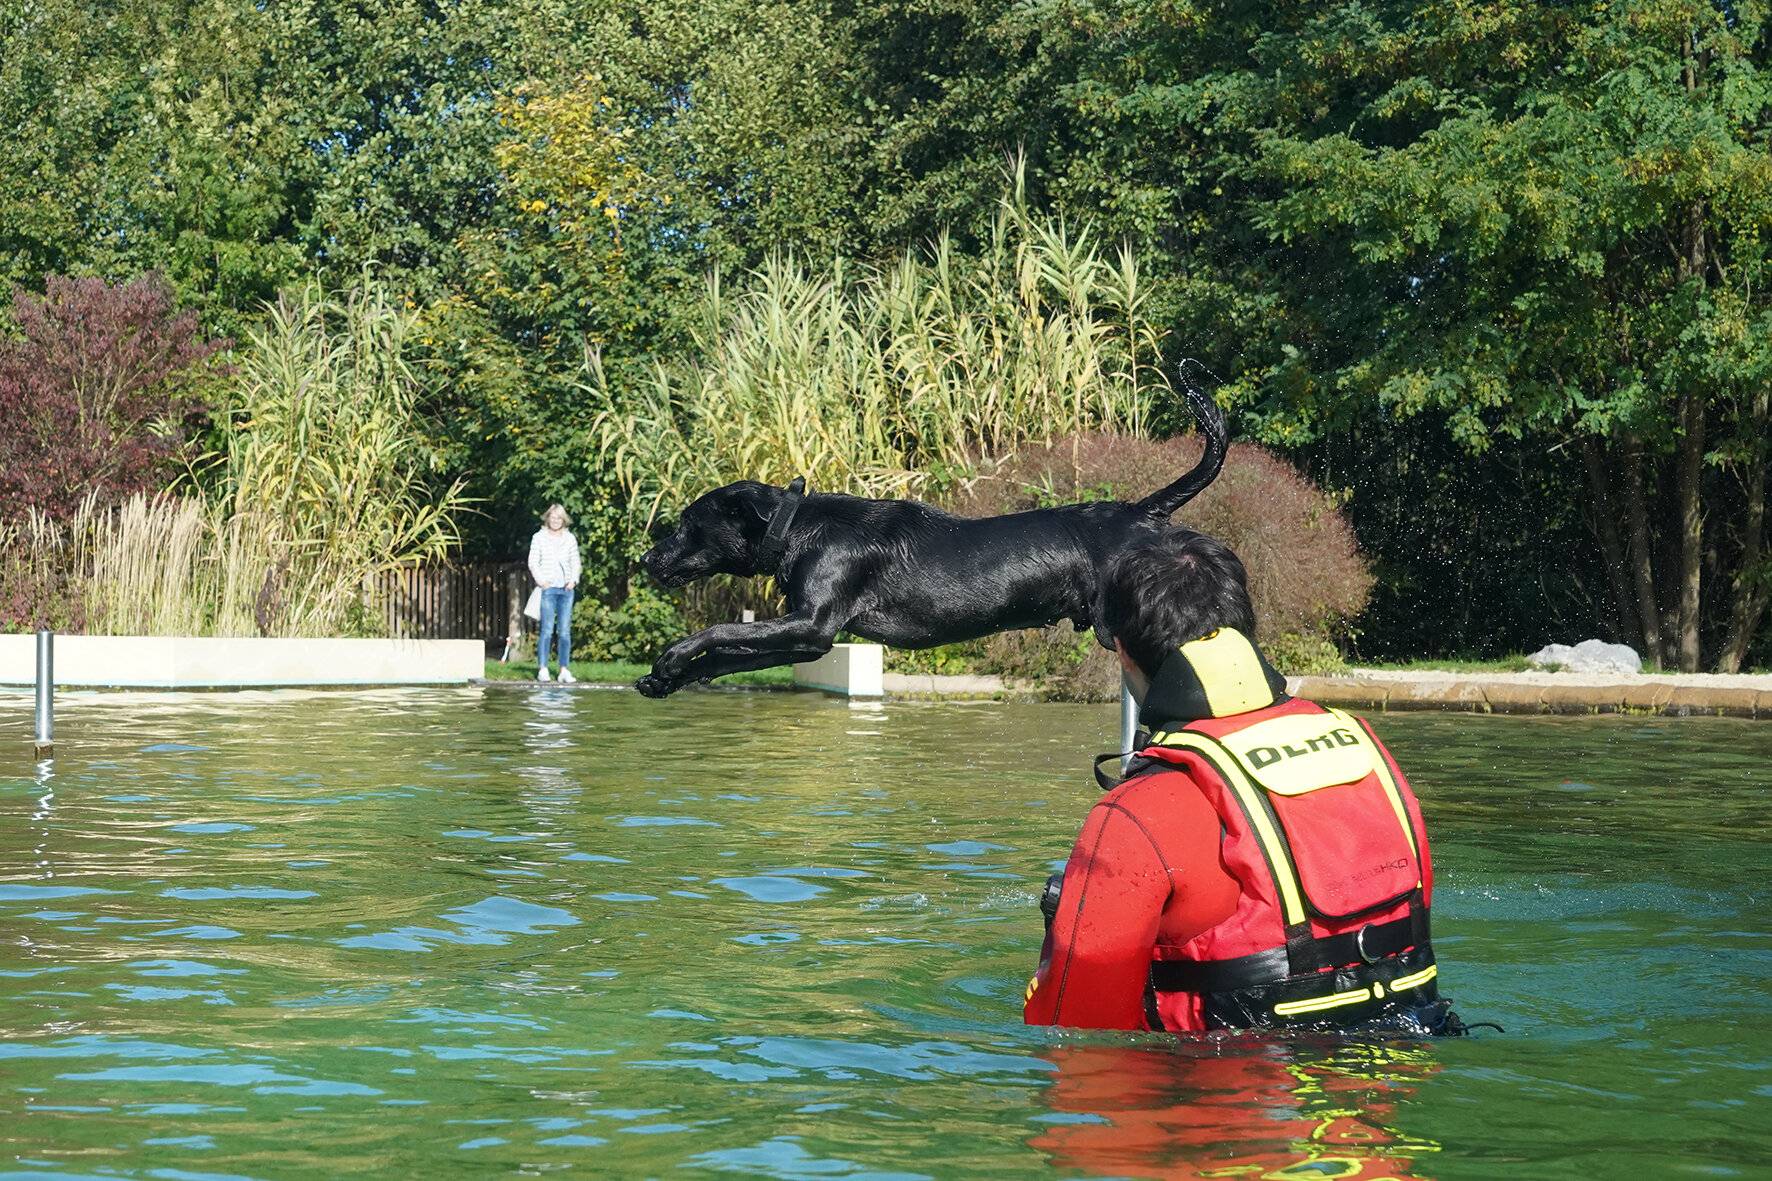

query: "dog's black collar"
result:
(754, 476), (806, 574)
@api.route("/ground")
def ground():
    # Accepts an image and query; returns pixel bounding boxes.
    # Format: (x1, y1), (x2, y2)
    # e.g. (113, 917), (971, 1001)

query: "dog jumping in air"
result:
(635, 362), (1229, 698)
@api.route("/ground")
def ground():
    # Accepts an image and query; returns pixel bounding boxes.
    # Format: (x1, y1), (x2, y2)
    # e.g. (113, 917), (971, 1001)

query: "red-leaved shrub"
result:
(941, 432), (1373, 696)
(0, 273), (226, 521)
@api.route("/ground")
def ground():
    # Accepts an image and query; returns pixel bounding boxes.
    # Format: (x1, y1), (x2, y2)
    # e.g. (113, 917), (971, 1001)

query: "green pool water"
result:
(1, 687), (1768, 1179)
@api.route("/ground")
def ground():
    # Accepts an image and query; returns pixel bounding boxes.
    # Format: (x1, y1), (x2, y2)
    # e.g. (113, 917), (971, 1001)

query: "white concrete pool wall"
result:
(792, 643), (884, 697)
(0, 635), (485, 688)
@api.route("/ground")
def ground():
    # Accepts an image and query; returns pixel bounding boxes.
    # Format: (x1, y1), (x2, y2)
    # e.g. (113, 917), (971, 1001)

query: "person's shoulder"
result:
(1101, 761), (1221, 838)
(1100, 760), (1199, 809)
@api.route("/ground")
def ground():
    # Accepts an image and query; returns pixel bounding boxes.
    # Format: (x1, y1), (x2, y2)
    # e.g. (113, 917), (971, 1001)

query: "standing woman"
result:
(528, 504), (582, 683)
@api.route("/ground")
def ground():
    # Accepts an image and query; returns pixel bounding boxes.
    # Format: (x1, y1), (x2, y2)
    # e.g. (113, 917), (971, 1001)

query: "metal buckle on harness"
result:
(1355, 923), (1383, 965)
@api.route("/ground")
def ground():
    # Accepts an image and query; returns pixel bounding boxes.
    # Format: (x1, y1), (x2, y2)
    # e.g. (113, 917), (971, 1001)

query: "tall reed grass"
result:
(586, 180), (1169, 527)
(3, 281), (467, 637)
(208, 280), (467, 635)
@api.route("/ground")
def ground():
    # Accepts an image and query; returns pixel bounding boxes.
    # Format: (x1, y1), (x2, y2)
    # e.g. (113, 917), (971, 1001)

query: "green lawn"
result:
(482, 658), (794, 688)
(1355, 656), (1539, 673)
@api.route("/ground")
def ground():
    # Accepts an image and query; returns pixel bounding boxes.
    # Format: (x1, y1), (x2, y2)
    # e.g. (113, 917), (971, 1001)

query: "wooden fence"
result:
(376, 561), (526, 650)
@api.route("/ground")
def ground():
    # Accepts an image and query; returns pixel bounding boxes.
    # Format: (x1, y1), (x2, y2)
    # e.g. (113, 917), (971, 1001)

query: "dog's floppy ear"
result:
(1086, 584), (1117, 651)
(724, 481), (776, 525)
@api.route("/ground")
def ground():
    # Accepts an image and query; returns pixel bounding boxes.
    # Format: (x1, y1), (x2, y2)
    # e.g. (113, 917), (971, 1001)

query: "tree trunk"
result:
(1672, 35), (1710, 670)
(1717, 384), (1770, 673)
(1673, 390), (1705, 672)
(1653, 472), (1685, 667)
(1620, 440), (1664, 665)
(1581, 436), (1640, 646)
(1672, 191), (1710, 672)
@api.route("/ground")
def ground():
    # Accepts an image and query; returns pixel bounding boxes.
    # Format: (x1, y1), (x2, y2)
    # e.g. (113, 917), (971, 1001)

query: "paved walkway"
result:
(881, 667), (1772, 717)
(1290, 668), (1772, 718)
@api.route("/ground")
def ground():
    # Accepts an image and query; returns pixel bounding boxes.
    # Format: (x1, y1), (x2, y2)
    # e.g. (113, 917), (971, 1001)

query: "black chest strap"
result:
(1150, 902), (1431, 993)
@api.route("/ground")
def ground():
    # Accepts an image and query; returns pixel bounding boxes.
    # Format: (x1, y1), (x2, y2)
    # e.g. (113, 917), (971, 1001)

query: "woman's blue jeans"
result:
(538, 587), (574, 669)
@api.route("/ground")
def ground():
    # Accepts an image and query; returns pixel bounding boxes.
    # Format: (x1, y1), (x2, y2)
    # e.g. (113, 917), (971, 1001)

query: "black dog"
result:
(635, 363), (1228, 698)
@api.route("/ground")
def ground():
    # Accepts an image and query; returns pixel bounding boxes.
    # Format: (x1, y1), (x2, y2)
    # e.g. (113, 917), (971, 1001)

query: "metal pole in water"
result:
(33, 628), (53, 759)
(1119, 675), (1138, 773)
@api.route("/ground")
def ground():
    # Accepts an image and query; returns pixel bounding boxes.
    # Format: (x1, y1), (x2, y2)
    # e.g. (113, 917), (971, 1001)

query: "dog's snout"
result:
(640, 541), (681, 588)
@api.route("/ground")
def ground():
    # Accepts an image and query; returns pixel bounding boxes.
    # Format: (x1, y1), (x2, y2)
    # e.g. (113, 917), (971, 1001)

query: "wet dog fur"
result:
(635, 363), (1229, 698)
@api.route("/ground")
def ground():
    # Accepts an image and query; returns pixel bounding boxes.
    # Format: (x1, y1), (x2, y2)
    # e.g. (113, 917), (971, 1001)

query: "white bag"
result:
(523, 586), (542, 621)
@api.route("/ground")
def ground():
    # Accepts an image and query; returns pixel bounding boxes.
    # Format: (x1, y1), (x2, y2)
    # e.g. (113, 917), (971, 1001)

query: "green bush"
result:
(879, 639), (988, 676)
(1260, 632), (1349, 677)
(573, 582), (689, 664)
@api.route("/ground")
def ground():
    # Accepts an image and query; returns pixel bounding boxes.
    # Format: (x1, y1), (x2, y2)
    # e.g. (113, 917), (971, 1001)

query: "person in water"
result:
(1024, 529), (1467, 1035)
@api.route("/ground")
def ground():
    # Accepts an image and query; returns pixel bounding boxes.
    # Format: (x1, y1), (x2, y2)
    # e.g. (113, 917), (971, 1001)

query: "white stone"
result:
(1526, 639), (1642, 675)
(793, 642), (884, 697)
(0, 634), (484, 688)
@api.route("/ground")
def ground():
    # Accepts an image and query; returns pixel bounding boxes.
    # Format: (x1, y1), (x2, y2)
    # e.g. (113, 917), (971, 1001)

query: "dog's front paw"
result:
(653, 647), (693, 679)
(634, 674), (675, 699)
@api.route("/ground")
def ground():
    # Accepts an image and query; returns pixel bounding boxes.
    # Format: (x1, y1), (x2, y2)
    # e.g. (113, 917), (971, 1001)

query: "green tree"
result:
(0, 0), (308, 334)
(836, 0), (1772, 669)
(1231, 0), (1772, 671)
(0, 0), (862, 584)
(432, 0), (860, 576)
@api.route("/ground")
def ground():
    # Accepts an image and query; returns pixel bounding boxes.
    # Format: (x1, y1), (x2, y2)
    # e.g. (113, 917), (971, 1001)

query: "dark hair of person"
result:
(1101, 529), (1257, 678)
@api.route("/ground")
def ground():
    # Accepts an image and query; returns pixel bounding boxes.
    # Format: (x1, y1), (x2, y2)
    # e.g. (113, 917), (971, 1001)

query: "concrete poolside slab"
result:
(1390, 677), (1490, 711)
(811, 658), (1772, 717)
(1618, 681), (1677, 713)
(0, 634), (484, 688)
(879, 672), (1007, 699)
(1541, 682), (1615, 714)
(11, 633), (1762, 718)
(1288, 677), (1391, 710)
(1666, 685), (1760, 718)
(1299, 668), (1772, 719)
(794, 643), (884, 697)
(1477, 681), (1547, 714)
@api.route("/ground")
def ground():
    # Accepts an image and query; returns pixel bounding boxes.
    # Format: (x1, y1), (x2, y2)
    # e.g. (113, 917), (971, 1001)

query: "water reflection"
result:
(1033, 1037), (1440, 1179)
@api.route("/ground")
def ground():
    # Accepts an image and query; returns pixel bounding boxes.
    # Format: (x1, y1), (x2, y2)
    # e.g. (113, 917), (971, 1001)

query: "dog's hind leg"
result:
(636, 610), (839, 698)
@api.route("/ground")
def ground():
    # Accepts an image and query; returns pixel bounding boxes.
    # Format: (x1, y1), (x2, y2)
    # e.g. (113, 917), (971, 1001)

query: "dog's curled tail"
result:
(1134, 358), (1229, 519)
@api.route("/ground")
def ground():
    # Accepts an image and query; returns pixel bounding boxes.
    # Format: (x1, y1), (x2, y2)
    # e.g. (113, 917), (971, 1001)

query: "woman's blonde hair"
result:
(543, 503), (572, 527)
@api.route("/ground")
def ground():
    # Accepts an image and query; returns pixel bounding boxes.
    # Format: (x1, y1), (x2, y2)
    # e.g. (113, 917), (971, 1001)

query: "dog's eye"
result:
(649, 519), (676, 542)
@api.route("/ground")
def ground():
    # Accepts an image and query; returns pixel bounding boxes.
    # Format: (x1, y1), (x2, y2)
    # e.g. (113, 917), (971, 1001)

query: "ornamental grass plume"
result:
(211, 279), (467, 635)
(584, 173), (1163, 531)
